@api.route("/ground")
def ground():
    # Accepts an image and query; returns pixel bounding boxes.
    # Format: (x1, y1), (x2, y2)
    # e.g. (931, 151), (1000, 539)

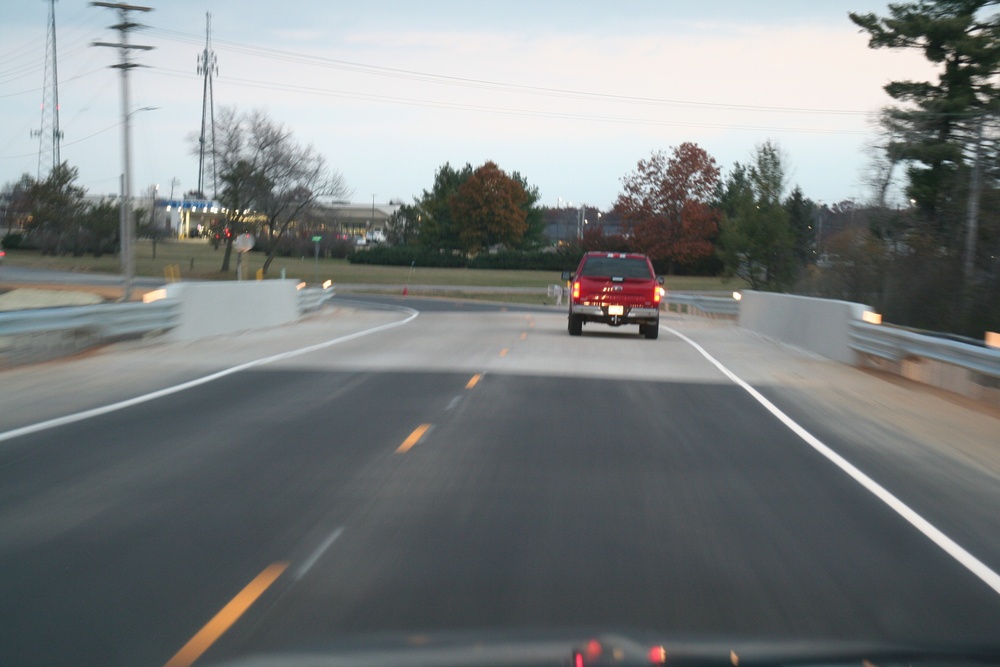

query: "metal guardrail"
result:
(0, 300), (181, 368)
(335, 283), (545, 295)
(6, 284), (991, 377)
(0, 283), (328, 368)
(664, 293), (741, 317)
(0, 301), (179, 339)
(297, 286), (336, 313)
(0, 285), (331, 341)
(849, 320), (1000, 378)
(664, 291), (1000, 387)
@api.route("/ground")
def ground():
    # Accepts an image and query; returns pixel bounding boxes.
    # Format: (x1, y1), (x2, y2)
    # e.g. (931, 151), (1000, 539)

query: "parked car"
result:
(561, 252), (664, 339)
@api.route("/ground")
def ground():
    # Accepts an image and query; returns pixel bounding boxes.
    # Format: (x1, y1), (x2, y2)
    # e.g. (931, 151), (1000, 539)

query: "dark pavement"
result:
(1, 301), (998, 666)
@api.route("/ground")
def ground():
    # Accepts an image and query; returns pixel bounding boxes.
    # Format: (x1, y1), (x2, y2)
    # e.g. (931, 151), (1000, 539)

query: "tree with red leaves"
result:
(615, 143), (721, 273)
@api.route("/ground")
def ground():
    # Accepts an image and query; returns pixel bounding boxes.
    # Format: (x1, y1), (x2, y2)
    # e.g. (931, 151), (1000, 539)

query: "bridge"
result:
(0, 290), (998, 665)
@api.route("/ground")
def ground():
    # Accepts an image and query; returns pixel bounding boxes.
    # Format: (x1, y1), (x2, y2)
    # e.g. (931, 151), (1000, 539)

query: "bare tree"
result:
(2, 174), (33, 238)
(201, 107), (351, 274)
(864, 108), (906, 210)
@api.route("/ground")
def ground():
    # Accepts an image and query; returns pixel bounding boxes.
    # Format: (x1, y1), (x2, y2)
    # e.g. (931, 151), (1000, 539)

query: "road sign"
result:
(233, 233), (255, 253)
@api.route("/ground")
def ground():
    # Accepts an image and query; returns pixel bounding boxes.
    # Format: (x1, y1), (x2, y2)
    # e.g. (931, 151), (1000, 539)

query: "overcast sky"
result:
(1, 1), (935, 210)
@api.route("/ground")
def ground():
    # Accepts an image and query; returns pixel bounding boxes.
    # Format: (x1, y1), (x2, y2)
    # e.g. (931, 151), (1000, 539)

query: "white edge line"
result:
(663, 324), (1000, 598)
(294, 526), (345, 581)
(0, 308), (420, 444)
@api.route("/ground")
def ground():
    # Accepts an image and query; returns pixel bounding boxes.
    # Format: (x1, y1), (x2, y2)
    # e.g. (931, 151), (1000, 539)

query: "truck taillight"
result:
(653, 286), (662, 305)
(572, 281), (580, 300)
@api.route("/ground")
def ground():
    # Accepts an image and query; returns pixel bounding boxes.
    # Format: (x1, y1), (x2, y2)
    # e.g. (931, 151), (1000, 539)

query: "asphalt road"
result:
(1, 296), (999, 666)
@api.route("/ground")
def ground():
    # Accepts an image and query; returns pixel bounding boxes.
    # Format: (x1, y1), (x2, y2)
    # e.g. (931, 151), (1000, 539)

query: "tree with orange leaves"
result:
(450, 161), (532, 254)
(615, 143), (721, 273)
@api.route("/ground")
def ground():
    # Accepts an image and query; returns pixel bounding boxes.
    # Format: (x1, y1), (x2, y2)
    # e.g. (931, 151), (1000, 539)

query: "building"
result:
(542, 206), (623, 245)
(159, 197), (222, 238)
(153, 198), (402, 241)
(308, 202), (402, 239)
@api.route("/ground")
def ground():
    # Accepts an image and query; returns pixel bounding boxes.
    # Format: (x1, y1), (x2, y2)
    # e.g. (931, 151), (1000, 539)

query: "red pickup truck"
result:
(561, 252), (664, 339)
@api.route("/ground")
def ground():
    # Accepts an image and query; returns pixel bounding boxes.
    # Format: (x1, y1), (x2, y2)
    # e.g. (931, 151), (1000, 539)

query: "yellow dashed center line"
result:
(499, 348), (508, 358)
(520, 332), (527, 340)
(466, 374), (482, 389)
(164, 562), (288, 667)
(396, 423), (432, 453)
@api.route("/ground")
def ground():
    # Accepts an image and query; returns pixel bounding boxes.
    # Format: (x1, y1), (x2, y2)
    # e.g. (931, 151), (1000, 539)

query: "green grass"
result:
(3, 239), (747, 294)
(4, 239), (279, 281)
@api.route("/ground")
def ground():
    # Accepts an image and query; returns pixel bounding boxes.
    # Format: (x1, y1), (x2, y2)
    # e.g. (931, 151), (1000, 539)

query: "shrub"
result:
(348, 246), (585, 271)
(1, 233), (24, 249)
(348, 246), (467, 268)
(468, 249), (582, 271)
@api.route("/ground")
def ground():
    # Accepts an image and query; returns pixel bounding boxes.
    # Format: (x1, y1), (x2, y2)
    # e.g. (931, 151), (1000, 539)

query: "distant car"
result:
(0, 249), (5, 265)
(562, 252), (664, 339)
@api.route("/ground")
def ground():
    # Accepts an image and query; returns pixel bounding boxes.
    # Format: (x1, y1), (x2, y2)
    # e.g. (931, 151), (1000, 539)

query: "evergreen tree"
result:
(851, 1), (1000, 228)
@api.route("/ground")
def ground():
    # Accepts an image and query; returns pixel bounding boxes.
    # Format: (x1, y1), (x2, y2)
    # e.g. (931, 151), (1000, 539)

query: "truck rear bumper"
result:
(571, 304), (659, 323)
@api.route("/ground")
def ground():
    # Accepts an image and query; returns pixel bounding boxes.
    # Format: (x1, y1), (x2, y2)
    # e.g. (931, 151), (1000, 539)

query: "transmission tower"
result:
(33, 0), (63, 179)
(197, 12), (218, 198)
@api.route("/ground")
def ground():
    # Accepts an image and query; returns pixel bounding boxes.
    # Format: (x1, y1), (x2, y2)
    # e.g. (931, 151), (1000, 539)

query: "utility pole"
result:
(33, 0), (64, 179)
(196, 12), (218, 198)
(91, 1), (154, 301)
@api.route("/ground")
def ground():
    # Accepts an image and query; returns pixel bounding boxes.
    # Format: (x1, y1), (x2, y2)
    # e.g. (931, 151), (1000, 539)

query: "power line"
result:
(146, 27), (871, 118)
(147, 66), (872, 137)
(0, 43), (93, 84)
(0, 121), (121, 160)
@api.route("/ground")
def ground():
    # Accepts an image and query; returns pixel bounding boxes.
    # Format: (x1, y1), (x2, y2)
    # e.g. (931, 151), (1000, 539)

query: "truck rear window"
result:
(579, 257), (653, 279)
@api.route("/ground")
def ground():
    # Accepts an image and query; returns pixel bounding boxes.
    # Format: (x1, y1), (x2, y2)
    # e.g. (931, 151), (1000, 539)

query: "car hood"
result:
(207, 630), (1000, 667)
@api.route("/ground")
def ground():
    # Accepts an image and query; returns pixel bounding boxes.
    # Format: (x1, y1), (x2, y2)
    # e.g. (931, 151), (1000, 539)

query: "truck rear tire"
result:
(568, 313), (583, 336)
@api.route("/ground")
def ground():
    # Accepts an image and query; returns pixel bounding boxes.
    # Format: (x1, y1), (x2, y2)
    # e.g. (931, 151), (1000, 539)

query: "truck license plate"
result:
(608, 305), (624, 316)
